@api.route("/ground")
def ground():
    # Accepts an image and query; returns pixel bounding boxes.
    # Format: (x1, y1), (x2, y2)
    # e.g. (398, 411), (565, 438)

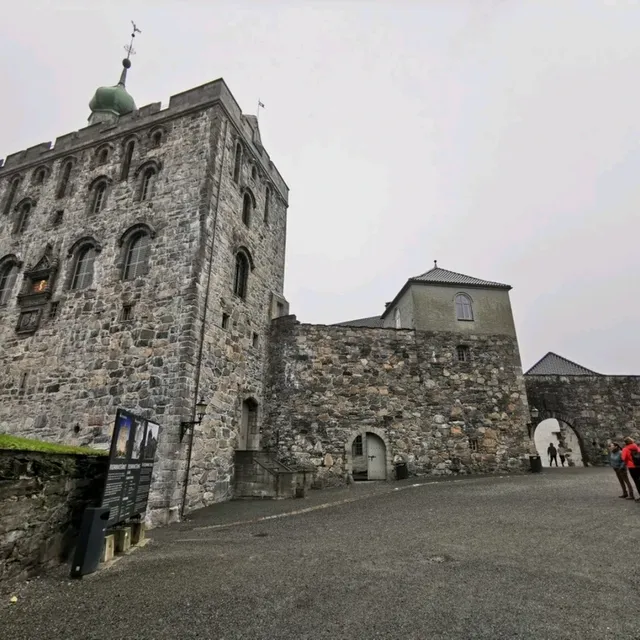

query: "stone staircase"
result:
(234, 450), (301, 499)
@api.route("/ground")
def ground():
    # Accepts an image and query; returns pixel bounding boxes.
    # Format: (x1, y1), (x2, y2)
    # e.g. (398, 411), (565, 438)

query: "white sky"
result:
(1, 1), (638, 374)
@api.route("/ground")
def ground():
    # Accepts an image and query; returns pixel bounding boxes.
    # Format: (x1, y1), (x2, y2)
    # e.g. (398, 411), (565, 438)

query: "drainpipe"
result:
(181, 117), (229, 519)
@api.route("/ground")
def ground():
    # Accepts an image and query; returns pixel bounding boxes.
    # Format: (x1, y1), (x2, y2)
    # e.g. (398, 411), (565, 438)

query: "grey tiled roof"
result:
(525, 352), (600, 376)
(411, 267), (510, 290)
(334, 315), (384, 328)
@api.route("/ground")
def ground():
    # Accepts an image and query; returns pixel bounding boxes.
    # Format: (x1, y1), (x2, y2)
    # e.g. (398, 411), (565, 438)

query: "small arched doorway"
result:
(350, 432), (387, 481)
(239, 398), (259, 451)
(534, 418), (584, 467)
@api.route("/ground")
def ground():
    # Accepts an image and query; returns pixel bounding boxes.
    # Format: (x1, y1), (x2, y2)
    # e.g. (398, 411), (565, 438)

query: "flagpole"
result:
(257, 99), (264, 123)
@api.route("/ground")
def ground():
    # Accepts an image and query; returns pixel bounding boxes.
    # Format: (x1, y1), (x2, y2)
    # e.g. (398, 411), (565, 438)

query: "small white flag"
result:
(258, 100), (265, 108)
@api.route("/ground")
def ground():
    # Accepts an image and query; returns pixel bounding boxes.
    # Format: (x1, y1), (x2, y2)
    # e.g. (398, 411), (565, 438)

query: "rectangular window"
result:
(456, 345), (470, 362)
(353, 435), (363, 456)
(20, 372), (28, 390)
(222, 313), (230, 329)
(48, 301), (59, 319)
(52, 210), (64, 226)
(276, 302), (284, 317)
(252, 332), (259, 347)
(469, 438), (479, 452)
(121, 304), (133, 322)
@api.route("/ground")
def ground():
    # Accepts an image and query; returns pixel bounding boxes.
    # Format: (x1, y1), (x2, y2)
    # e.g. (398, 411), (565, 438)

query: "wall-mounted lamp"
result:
(180, 397), (208, 441)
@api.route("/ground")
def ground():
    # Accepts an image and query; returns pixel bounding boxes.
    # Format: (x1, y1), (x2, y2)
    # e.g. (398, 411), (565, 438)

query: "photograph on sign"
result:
(131, 418), (145, 460)
(114, 412), (132, 458)
(144, 422), (160, 460)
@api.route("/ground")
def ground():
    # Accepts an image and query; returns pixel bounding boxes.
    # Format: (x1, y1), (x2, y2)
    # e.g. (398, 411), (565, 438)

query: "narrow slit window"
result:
(4, 177), (21, 215)
(121, 141), (135, 180)
(57, 162), (73, 199)
(140, 168), (156, 201)
(222, 313), (230, 329)
(234, 251), (250, 299)
(233, 143), (242, 183)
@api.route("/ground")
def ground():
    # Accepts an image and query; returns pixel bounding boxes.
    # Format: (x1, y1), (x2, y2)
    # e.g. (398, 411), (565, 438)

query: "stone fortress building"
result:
(1, 40), (638, 524)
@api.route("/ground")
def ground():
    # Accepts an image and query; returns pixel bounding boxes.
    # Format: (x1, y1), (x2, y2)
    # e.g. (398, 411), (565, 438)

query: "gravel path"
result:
(2, 468), (638, 639)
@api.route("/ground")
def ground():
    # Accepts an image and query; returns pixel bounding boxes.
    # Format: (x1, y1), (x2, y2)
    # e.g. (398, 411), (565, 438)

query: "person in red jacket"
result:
(621, 437), (640, 502)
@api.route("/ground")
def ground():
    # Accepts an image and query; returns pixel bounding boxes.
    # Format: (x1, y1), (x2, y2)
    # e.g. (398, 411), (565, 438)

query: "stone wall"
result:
(0, 451), (107, 581)
(525, 375), (640, 464)
(264, 317), (531, 487)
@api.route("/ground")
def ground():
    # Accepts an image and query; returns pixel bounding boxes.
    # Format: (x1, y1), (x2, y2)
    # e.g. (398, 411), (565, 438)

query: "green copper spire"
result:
(88, 22), (141, 125)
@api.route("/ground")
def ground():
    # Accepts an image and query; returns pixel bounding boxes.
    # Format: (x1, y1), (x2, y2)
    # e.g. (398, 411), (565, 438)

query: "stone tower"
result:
(0, 44), (289, 524)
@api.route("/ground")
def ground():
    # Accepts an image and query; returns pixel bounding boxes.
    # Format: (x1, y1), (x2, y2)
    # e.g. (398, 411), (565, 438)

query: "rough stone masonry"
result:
(264, 317), (532, 486)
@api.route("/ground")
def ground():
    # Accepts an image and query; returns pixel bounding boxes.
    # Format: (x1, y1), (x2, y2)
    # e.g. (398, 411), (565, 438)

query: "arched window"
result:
(455, 293), (473, 321)
(140, 167), (156, 201)
(3, 177), (21, 215)
(33, 168), (47, 185)
(123, 232), (151, 280)
(90, 180), (108, 214)
(394, 307), (401, 329)
(264, 186), (270, 224)
(57, 161), (73, 199)
(70, 246), (97, 290)
(242, 192), (253, 227)
(97, 147), (109, 165)
(234, 250), (251, 299)
(14, 201), (31, 234)
(0, 260), (19, 305)
(251, 165), (257, 181)
(152, 130), (163, 147)
(121, 140), (135, 180)
(233, 142), (242, 183)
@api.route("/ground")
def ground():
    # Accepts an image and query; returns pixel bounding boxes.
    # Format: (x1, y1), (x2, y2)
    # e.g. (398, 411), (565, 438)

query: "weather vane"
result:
(124, 21), (142, 59)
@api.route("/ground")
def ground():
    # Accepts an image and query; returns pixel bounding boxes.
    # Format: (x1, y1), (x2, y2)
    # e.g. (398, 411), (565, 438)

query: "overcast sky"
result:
(1, 1), (638, 373)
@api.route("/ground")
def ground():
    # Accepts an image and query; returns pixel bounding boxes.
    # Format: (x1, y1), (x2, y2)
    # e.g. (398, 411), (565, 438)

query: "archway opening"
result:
(350, 432), (387, 481)
(239, 398), (259, 451)
(533, 418), (583, 468)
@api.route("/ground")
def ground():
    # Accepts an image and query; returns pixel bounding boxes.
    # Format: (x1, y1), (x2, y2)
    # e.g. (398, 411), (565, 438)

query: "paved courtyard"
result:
(2, 468), (639, 639)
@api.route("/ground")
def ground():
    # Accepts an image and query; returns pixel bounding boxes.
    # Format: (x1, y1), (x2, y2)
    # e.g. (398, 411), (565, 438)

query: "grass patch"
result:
(0, 434), (108, 456)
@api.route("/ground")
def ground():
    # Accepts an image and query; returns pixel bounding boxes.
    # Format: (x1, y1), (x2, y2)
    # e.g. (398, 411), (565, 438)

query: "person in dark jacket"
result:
(621, 437), (640, 502)
(547, 442), (558, 467)
(609, 442), (634, 500)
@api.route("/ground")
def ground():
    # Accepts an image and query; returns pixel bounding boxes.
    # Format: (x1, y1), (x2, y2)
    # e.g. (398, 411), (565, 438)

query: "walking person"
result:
(547, 442), (558, 467)
(558, 444), (567, 467)
(609, 442), (634, 500)
(621, 437), (640, 502)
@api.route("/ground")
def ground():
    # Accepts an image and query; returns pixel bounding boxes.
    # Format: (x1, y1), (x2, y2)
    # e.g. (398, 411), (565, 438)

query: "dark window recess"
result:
(233, 143), (242, 183)
(242, 192), (253, 226)
(353, 435), (363, 456)
(121, 141), (135, 180)
(251, 165), (257, 180)
(456, 345), (470, 362)
(234, 252), (250, 299)
(469, 438), (479, 452)
(264, 187), (270, 223)
(48, 301), (59, 319)
(57, 161), (73, 199)
(52, 210), (64, 226)
(252, 332), (259, 347)
(20, 372), (28, 390)
(152, 131), (163, 147)
(121, 304), (133, 321)
(3, 177), (20, 215)
(276, 301), (284, 317)
(222, 313), (230, 329)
